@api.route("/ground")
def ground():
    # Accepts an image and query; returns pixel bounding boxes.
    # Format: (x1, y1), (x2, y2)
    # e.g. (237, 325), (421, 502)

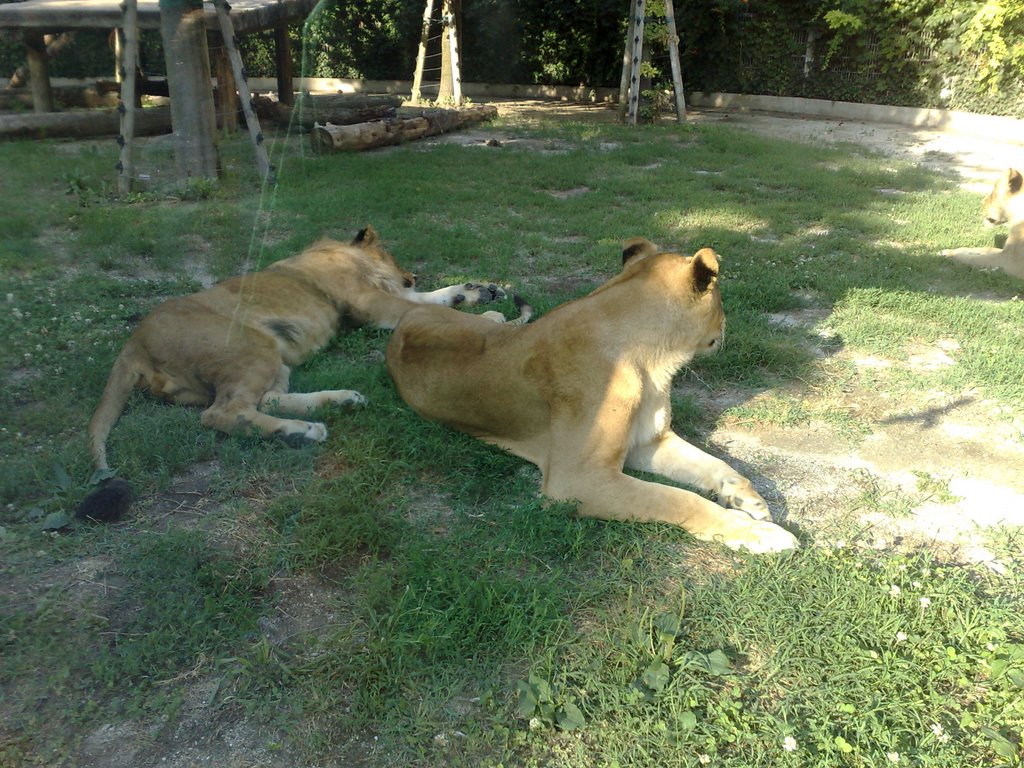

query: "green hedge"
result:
(2, 0), (1021, 117)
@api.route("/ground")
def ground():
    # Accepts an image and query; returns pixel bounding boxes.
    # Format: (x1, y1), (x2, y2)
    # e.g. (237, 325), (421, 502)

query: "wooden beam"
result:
(24, 31), (54, 112)
(117, 0), (139, 194)
(274, 21), (293, 105)
(663, 0), (685, 122)
(159, 0), (219, 180)
(212, 0), (273, 183)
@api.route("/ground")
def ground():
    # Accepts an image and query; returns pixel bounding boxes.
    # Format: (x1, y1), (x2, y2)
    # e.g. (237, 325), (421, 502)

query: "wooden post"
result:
(24, 31), (54, 112)
(117, 0), (139, 194)
(212, 0), (274, 183)
(159, 0), (219, 180)
(444, 2), (462, 106)
(274, 21), (293, 105)
(438, 0), (462, 105)
(411, 0), (434, 104)
(663, 0), (685, 122)
(617, 5), (637, 122)
(212, 42), (239, 132)
(625, 0), (646, 125)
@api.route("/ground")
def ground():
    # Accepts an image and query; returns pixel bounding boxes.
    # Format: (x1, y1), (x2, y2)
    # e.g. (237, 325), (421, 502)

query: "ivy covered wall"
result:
(1, 0), (1021, 117)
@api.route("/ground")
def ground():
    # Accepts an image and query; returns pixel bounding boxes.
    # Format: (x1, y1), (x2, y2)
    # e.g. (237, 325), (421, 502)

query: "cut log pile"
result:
(311, 104), (498, 153)
(0, 106), (171, 141)
(0, 91), (497, 147)
(253, 93), (403, 130)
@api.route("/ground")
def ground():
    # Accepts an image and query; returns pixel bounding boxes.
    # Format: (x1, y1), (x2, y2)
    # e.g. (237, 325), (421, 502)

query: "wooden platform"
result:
(0, 0), (317, 35)
(0, 0), (317, 113)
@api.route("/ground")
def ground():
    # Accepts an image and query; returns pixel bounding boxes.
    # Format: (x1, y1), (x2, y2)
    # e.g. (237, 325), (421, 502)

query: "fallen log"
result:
(0, 106), (171, 141)
(0, 83), (120, 110)
(253, 93), (402, 129)
(311, 104), (497, 153)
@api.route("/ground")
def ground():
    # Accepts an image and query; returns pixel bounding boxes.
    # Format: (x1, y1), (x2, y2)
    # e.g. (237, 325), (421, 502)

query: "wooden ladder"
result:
(618, 0), (686, 125)
(411, 0), (463, 106)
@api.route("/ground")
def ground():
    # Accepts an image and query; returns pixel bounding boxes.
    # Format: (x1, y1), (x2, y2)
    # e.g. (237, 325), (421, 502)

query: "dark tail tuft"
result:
(75, 478), (133, 523)
(510, 294), (534, 325)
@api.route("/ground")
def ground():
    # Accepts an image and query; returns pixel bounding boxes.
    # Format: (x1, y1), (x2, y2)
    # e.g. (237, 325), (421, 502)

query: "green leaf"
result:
(678, 711), (697, 730)
(982, 725), (1019, 761)
(1006, 669), (1024, 689)
(556, 701), (586, 731)
(834, 736), (854, 753)
(516, 681), (538, 718)
(40, 511), (71, 531)
(89, 468), (117, 486)
(51, 463), (72, 492)
(654, 612), (682, 639)
(528, 674), (552, 702)
(681, 651), (712, 674)
(706, 649), (733, 676)
(642, 659), (671, 692)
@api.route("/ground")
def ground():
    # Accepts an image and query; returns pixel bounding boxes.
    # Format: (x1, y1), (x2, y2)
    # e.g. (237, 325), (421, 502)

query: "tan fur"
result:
(88, 225), (506, 473)
(941, 168), (1024, 280)
(386, 238), (798, 553)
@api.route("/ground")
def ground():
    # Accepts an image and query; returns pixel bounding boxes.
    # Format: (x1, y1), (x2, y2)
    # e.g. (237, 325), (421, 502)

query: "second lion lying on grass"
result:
(387, 237), (798, 553)
(80, 225), (509, 520)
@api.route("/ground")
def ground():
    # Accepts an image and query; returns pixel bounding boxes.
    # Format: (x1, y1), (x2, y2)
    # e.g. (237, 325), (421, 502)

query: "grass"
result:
(1, 111), (1023, 767)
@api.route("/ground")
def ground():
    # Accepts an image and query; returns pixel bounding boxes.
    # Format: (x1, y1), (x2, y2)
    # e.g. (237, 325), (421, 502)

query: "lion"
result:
(941, 167), (1024, 280)
(86, 225), (509, 482)
(386, 237), (799, 553)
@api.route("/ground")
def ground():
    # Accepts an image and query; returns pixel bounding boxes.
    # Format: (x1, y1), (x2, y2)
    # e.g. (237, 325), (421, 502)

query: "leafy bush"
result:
(1, 0), (1021, 115)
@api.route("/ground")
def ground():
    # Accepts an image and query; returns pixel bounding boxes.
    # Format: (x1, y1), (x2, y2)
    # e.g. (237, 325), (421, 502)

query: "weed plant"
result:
(1, 116), (1022, 767)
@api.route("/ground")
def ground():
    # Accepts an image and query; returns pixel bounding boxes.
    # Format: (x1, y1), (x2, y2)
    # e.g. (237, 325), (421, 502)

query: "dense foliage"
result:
(1, 0), (1022, 116)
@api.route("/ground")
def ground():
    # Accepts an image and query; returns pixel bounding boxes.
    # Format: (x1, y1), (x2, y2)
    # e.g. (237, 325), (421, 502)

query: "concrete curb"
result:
(686, 92), (1024, 145)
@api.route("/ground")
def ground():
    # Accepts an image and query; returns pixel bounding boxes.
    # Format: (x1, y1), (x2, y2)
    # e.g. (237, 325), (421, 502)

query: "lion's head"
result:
(982, 168), (1024, 228)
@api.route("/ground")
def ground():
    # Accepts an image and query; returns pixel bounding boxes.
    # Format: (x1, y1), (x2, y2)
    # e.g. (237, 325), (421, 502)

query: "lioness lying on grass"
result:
(942, 167), (1024, 280)
(387, 237), (799, 553)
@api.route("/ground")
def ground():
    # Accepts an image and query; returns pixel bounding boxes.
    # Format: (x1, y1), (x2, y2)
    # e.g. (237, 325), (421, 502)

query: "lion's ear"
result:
(352, 225), (379, 246)
(622, 237), (658, 266)
(1007, 168), (1023, 194)
(691, 248), (720, 294)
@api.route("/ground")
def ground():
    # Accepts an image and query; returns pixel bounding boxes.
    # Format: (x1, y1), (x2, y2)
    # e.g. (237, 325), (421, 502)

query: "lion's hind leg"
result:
(199, 355), (331, 445)
(260, 390), (367, 413)
(258, 363), (367, 415)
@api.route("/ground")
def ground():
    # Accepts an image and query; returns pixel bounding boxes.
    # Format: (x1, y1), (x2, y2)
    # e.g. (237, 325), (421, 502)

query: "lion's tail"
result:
(508, 294), (534, 326)
(77, 343), (146, 523)
(88, 340), (145, 473)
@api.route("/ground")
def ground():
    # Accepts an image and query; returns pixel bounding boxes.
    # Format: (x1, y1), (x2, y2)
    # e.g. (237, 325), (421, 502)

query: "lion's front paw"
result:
(722, 520), (799, 554)
(456, 283), (506, 305)
(718, 476), (770, 520)
(278, 421), (328, 447)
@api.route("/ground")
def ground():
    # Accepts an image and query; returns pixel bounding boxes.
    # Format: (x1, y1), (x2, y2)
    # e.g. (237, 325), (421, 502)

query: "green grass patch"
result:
(1, 118), (1022, 766)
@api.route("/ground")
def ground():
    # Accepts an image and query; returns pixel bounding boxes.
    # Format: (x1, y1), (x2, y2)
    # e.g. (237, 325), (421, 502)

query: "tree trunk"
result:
(254, 93), (401, 129)
(437, 0), (462, 104)
(0, 107), (172, 141)
(159, 0), (219, 180)
(311, 105), (496, 153)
